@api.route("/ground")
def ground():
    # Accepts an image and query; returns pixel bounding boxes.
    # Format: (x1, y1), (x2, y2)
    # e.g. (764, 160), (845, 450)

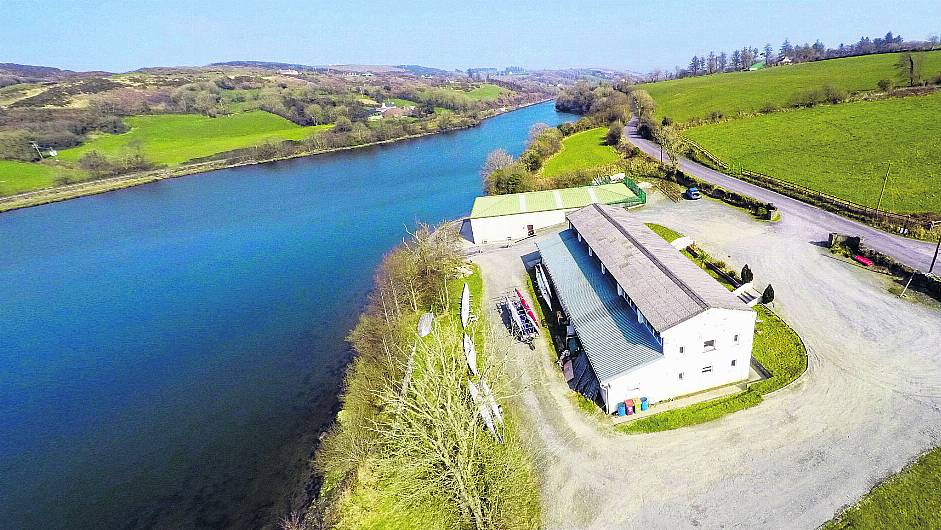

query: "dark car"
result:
(684, 186), (702, 200)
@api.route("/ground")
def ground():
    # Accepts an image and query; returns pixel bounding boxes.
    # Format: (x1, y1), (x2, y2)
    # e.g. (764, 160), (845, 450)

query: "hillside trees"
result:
(718, 52), (728, 72)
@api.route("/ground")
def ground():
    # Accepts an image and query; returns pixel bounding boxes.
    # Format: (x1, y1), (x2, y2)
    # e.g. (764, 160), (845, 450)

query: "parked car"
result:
(684, 186), (702, 200)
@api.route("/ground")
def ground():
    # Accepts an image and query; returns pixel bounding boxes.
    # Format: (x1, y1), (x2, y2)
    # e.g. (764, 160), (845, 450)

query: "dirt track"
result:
(472, 195), (941, 528)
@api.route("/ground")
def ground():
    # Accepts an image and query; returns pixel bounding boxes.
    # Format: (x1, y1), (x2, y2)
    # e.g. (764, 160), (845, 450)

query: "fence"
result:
(623, 177), (647, 206)
(684, 140), (932, 234)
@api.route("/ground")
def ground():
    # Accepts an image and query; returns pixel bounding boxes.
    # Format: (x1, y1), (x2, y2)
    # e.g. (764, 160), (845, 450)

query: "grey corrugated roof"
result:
(537, 230), (663, 383)
(566, 203), (751, 332)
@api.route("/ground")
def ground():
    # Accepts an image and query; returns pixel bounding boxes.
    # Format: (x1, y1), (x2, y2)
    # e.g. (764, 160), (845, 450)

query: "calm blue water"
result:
(0, 101), (573, 530)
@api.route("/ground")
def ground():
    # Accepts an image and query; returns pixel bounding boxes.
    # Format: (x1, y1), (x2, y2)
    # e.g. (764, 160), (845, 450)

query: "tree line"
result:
(645, 31), (939, 82)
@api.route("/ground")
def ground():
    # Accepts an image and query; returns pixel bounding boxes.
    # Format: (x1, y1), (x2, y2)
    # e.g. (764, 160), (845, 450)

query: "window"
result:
(702, 366), (713, 373)
(679, 346), (685, 354)
(678, 372), (684, 380)
(731, 359), (737, 367)
(703, 339), (716, 352)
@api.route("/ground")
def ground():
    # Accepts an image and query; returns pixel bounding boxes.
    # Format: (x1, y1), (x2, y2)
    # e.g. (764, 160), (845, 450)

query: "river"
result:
(0, 101), (574, 529)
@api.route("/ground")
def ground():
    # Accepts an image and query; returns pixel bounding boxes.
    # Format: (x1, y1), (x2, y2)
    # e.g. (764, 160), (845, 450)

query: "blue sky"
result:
(3, 0), (940, 73)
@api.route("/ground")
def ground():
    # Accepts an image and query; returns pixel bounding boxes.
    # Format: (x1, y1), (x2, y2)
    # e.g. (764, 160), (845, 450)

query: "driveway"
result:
(471, 196), (941, 529)
(624, 117), (938, 272)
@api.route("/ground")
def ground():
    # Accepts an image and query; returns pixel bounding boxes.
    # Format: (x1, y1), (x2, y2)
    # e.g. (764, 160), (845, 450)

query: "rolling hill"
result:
(639, 50), (941, 123)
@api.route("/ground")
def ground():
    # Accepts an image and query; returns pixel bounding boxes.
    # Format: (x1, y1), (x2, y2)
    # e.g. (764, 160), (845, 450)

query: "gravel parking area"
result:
(471, 196), (941, 529)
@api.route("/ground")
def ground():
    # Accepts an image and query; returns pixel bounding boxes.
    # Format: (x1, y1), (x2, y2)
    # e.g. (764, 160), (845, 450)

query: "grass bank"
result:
(618, 225), (806, 434)
(824, 446), (941, 529)
(540, 126), (620, 178)
(684, 91), (941, 214)
(314, 225), (539, 529)
(639, 50), (941, 122)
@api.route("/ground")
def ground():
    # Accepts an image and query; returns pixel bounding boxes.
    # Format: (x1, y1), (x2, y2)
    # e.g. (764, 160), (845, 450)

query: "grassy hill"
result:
(684, 91), (941, 214)
(57, 111), (330, 166)
(541, 126), (619, 177)
(640, 50), (941, 123)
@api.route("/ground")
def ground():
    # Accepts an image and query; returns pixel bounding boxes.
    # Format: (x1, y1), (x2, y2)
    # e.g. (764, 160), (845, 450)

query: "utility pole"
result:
(929, 221), (941, 275)
(875, 164), (891, 214)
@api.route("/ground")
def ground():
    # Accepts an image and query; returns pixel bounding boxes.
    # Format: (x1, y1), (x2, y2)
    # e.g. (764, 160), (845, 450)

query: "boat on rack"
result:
(514, 287), (539, 331)
(504, 294), (537, 347)
(534, 263), (553, 310)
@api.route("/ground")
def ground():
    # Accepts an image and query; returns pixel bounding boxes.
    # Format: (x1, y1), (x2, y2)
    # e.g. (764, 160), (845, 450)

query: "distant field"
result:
(464, 84), (507, 101)
(58, 111), (330, 166)
(541, 127), (620, 177)
(387, 97), (418, 107)
(684, 92), (941, 213)
(640, 50), (941, 122)
(0, 160), (85, 196)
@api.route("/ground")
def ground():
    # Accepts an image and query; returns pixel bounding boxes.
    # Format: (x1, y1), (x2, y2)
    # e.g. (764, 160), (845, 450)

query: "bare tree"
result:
(527, 122), (550, 144)
(480, 148), (514, 178)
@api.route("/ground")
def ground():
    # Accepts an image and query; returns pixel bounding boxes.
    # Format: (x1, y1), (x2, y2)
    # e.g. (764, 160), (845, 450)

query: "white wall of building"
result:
(470, 209), (571, 244)
(599, 308), (756, 413)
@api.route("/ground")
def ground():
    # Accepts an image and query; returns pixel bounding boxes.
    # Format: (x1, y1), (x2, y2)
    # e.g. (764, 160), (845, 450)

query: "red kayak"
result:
(515, 288), (539, 332)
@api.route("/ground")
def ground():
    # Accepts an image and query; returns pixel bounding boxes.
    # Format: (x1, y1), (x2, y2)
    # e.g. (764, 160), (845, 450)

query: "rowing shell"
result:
(535, 263), (553, 310)
(479, 379), (503, 424)
(463, 333), (478, 377)
(468, 380), (500, 441)
(460, 283), (470, 329)
(506, 295), (526, 335)
(514, 288), (539, 332)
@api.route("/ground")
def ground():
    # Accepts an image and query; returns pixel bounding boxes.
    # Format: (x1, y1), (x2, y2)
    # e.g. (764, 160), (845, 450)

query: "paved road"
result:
(472, 195), (941, 529)
(625, 117), (939, 272)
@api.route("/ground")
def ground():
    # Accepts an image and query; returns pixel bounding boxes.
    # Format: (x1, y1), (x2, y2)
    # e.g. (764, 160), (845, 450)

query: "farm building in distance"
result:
(468, 181), (645, 244)
(536, 203), (756, 414)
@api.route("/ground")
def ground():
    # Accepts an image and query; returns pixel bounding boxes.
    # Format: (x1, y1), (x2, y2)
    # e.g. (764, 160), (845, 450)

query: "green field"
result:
(57, 111), (330, 166)
(640, 50), (941, 122)
(464, 84), (507, 101)
(684, 92), (941, 213)
(388, 97), (419, 108)
(541, 127), (620, 177)
(825, 446), (941, 529)
(0, 160), (85, 196)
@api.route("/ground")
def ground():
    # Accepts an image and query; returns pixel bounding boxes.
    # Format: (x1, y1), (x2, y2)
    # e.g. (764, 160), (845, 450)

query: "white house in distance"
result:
(468, 181), (644, 244)
(536, 203), (756, 413)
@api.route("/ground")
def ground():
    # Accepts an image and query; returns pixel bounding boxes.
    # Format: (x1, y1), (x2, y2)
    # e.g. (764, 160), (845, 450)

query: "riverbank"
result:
(0, 98), (553, 215)
(0, 101), (575, 530)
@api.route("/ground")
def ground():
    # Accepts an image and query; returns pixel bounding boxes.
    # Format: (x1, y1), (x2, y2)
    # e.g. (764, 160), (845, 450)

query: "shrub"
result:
(333, 117), (353, 132)
(822, 85), (848, 104)
(877, 79), (894, 92)
(741, 265), (754, 284)
(661, 116), (674, 126)
(605, 120), (624, 146)
(762, 284), (775, 303)
(759, 102), (778, 114)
